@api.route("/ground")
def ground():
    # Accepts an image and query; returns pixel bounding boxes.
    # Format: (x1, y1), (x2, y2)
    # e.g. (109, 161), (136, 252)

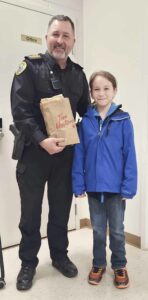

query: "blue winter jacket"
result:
(72, 103), (137, 199)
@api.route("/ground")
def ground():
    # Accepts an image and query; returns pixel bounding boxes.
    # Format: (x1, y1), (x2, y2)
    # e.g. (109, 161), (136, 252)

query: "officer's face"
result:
(45, 20), (75, 67)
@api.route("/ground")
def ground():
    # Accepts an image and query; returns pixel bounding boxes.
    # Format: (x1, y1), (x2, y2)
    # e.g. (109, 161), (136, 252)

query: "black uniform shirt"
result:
(11, 52), (90, 145)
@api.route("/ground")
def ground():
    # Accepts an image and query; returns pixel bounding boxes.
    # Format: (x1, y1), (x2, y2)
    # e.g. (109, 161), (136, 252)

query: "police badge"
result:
(15, 61), (27, 75)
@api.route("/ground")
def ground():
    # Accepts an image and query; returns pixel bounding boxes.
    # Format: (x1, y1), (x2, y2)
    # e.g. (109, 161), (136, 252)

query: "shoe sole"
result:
(114, 282), (129, 289)
(16, 282), (32, 291)
(88, 280), (101, 285)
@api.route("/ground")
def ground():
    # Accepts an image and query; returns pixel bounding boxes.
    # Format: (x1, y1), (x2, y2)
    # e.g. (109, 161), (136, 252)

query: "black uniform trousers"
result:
(16, 144), (73, 268)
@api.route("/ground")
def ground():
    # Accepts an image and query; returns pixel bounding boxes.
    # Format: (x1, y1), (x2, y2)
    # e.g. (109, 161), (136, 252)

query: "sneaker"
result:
(16, 266), (36, 291)
(52, 256), (78, 278)
(114, 268), (129, 289)
(88, 267), (106, 285)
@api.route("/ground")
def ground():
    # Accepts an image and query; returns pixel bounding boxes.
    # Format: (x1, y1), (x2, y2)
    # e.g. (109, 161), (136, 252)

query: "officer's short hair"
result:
(47, 15), (75, 34)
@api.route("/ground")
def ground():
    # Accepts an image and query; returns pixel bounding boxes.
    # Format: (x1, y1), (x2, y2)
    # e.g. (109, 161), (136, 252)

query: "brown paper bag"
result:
(40, 95), (80, 146)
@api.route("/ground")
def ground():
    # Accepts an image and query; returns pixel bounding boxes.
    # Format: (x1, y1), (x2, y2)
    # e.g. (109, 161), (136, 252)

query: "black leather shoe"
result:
(52, 257), (78, 278)
(16, 266), (36, 291)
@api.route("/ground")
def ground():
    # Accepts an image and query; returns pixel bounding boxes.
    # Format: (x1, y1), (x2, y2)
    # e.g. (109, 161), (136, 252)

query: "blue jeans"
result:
(88, 193), (127, 269)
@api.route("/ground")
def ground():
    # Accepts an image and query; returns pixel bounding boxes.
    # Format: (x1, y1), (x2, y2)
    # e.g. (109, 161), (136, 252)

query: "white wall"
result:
(83, 0), (148, 248)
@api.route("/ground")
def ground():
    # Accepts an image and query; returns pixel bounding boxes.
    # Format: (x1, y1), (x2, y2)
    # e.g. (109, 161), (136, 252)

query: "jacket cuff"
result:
(121, 194), (132, 199)
(31, 130), (47, 145)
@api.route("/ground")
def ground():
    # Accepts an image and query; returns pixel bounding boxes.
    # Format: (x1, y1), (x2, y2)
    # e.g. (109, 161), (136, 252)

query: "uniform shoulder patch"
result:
(15, 61), (27, 76)
(25, 54), (42, 60)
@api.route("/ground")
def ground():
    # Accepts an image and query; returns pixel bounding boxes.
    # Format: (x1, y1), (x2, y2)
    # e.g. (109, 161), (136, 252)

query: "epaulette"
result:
(25, 54), (42, 60)
(15, 54), (43, 75)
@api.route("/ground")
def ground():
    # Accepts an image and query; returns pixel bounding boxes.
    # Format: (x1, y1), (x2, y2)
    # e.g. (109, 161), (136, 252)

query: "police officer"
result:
(10, 15), (90, 291)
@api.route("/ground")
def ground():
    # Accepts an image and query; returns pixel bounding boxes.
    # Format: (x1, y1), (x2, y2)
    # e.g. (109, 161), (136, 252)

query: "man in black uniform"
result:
(10, 15), (90, 290)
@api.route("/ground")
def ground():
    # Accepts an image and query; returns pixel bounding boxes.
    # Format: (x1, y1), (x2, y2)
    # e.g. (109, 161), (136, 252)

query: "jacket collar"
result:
(92, 103), (121, 118)
(85, 103), (129, 122)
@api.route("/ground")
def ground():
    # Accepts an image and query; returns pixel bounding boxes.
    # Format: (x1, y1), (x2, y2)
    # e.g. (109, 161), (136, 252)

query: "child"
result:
(72, 70), (137, 289)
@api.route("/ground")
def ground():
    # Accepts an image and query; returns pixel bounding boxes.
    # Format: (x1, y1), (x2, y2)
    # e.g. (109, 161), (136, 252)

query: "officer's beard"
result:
(51, 50), (68, 68)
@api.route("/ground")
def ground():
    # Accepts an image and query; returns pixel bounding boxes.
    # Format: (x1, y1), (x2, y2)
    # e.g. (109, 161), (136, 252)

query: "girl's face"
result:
(91, 75), (117, 110)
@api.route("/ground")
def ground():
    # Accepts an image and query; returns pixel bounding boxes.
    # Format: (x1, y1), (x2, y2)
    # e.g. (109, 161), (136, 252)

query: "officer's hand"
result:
(39, 137), (65, 154)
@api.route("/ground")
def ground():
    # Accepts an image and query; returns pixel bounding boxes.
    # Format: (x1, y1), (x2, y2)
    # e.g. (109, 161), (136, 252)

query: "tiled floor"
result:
(1, 228), (148, 300)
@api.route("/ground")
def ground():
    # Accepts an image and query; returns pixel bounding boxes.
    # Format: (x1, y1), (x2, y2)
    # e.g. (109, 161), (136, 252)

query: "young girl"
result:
(72, 71), (137, 289)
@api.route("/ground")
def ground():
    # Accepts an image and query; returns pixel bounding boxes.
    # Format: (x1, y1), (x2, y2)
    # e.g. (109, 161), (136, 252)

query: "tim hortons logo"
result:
(56, 113), (76, 129)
